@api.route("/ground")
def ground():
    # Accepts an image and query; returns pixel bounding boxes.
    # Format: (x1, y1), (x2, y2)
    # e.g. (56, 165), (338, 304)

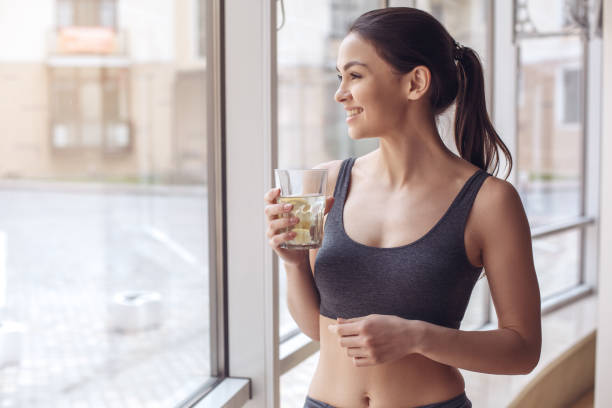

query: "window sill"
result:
(190, 377), (250, 408)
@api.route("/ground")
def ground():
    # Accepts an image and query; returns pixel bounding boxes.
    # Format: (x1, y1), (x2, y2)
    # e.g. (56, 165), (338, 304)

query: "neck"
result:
(371, 115), (459, 191)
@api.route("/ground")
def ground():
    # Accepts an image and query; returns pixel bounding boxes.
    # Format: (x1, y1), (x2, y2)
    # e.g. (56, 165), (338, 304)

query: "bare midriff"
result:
(307, 314), (466, 408)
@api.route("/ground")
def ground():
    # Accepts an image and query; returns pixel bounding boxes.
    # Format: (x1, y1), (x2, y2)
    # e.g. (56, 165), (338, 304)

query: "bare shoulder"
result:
(471, 174), (530, 249)
(478, 175), (523, 211)
(313, 159), (344, 197)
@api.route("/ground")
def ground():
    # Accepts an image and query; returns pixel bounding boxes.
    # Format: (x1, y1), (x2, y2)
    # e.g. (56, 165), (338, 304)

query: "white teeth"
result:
(347, 108), (363, 117)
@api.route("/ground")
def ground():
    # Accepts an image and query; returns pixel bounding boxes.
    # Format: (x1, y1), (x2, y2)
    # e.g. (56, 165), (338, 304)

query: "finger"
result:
(264, 187), (281, 203)
(269, 231), (296, 248)
(338, 335), (363, 348)
(266, 219), (298, 239)
(353, 356), (374, 367)
(337, 316), (363, 323)
(264, 202), (293, 220)
(347, 347), (369, 358)
(335, 322), (361, 337)
(268, 215), (299, 233)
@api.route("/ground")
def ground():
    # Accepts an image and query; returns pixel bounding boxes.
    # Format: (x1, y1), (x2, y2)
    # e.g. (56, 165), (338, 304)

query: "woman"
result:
(264, 7), (541, 408)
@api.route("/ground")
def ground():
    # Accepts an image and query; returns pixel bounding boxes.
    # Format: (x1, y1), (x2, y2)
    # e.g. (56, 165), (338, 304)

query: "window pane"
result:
(277, 0), (383, 342)
(533, 229), (582, 299)
(0, 1), (212, 405)
(517, 36), (584, 228)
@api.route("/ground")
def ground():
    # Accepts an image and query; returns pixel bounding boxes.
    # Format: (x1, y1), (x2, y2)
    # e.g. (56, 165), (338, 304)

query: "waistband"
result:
(304, 392), (471, 408)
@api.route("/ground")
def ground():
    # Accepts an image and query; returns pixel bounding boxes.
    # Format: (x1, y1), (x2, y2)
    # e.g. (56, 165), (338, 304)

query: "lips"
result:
(346, 107), (364, 119)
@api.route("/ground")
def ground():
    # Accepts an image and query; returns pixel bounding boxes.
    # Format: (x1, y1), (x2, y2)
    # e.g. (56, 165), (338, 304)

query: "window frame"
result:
(189, 0), (250, 406)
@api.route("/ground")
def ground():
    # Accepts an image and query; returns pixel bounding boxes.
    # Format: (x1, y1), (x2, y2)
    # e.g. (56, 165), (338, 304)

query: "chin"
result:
(347, 129), (370, 140)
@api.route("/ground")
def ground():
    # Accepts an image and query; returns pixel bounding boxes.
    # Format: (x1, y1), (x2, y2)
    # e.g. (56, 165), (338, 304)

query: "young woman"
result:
(264, 7), (541, 408)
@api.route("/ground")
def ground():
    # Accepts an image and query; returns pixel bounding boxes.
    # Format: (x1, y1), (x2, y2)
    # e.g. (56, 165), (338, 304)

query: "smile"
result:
(346, 108), (364, 121)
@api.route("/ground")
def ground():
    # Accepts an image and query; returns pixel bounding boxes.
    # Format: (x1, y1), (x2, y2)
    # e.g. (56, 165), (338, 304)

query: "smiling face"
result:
(335, 32), (419, 140)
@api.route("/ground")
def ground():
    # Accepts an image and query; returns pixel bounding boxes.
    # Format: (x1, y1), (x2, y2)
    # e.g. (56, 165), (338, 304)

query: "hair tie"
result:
(453, 40), (466, 61)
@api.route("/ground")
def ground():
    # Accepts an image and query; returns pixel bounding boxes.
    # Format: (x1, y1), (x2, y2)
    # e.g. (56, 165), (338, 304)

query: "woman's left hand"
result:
(327, 314), (424, 367)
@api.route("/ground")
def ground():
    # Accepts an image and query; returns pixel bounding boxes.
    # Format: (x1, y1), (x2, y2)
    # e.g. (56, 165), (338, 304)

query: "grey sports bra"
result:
(313, 157), (490, 329)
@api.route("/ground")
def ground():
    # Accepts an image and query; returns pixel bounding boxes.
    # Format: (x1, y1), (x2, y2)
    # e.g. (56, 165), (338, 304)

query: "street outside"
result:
(0, 181), (582, 407)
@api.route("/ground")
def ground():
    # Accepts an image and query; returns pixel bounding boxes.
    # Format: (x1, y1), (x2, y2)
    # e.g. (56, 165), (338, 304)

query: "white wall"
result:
(0, 0), (174, 62)
(0, 0), (54, 61)
(595, 1), (612, 407)
(276, 1), (331, 67)
(118, 0), (174, 62)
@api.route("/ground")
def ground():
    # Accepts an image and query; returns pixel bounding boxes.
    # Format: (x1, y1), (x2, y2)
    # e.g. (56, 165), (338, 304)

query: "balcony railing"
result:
(47, 27), (128, 57)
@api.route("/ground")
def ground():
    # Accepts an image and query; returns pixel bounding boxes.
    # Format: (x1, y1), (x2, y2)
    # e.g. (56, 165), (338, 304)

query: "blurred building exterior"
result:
(0, 0), (581, 186)
(0, 0), (207, 184)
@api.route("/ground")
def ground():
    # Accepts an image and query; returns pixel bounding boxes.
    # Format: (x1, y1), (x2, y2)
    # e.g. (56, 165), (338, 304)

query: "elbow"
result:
(505, 328), (541, 375)
(518, 346), (541, 375)
(309, 324), (320, 342)
(304, 328), (320, 342)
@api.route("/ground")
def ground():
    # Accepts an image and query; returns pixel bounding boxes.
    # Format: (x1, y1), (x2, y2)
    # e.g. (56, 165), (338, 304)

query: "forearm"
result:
(284, 260), (321, 341)
(415, 321), (540, 375)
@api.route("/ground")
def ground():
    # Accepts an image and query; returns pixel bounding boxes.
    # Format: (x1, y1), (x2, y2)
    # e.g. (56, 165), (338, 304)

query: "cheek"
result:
(361, 83), (403, 114)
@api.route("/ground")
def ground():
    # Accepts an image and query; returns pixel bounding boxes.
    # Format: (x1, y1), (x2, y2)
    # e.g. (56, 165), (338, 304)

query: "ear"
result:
(402, 65), (431, 101)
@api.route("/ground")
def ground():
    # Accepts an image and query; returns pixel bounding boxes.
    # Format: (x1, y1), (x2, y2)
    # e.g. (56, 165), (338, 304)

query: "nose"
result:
(334, 84), (351, 104)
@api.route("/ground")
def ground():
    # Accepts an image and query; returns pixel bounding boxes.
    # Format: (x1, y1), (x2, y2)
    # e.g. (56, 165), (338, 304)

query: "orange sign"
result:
(58, 27), (116, 54)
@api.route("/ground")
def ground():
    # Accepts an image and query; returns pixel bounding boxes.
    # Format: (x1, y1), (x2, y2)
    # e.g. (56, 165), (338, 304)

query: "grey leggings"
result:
(303, 392), (472, 408)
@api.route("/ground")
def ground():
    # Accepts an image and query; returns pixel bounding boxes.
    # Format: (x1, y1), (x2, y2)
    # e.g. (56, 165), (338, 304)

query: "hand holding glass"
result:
(274, 168), (328, 249)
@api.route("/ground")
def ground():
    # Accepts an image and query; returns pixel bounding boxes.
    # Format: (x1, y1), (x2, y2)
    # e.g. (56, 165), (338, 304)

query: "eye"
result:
(336, 73), (361, 82)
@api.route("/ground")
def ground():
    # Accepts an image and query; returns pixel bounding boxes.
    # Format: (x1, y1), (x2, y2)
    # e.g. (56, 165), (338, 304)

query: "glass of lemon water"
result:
(274, 168), (328, 249)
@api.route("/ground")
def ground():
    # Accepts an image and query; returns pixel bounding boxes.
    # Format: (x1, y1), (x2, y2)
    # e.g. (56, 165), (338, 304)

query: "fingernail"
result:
(284, 204), (292, 210)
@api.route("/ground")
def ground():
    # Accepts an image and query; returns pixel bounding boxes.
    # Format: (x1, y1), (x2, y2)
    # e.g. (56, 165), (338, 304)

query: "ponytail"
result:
(454, 45), (513, 179)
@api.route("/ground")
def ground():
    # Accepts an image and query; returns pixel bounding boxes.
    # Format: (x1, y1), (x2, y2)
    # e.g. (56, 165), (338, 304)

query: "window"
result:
(560, 66), (582, 125)
(517, 36), (584, 227)
(514, 0), (593, 305)
(49, 67), (131, 152)
(0, 1), (217, 405)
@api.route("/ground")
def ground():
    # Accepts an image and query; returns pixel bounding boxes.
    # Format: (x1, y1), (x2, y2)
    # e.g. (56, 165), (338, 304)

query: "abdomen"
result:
(307, 314), (466, 408)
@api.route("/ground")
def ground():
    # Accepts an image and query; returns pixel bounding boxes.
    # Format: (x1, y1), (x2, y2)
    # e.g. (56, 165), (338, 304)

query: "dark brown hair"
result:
(349, 7), (512, 179)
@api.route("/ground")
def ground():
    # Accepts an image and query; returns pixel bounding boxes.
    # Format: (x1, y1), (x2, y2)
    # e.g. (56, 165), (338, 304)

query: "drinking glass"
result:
(274, 168), (328, 249)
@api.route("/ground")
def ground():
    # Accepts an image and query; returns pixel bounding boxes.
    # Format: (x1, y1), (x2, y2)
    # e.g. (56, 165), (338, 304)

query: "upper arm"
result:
(474, 177), (541, 354)
(308, 159), (343, 276)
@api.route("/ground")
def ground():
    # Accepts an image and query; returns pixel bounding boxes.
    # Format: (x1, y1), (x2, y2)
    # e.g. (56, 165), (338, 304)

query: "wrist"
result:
(283, 256), (310, 270)
(410, 320), (429, 356)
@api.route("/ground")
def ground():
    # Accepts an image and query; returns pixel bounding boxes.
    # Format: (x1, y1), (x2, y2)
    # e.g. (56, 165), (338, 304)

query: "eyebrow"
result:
(335, 61), (369, 72)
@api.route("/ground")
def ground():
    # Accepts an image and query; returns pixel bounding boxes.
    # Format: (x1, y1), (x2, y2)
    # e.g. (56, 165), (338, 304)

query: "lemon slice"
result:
(291, 228), (311, 244)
